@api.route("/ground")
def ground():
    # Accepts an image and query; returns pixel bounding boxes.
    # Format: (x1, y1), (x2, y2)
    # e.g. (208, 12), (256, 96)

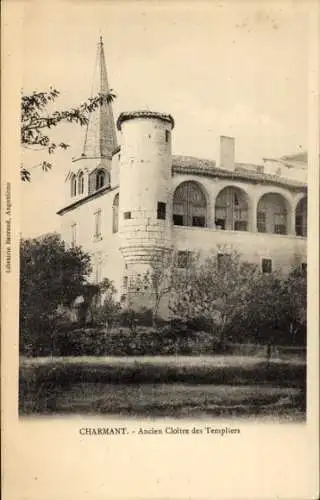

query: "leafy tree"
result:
(238, 271), (285, 344)
(134, 249), (176, 327)
(88, 278), (121, 329)
(20, 232), (92, 354)
(240, 265), (307, 346)
(169, 248), (260, 350)
(21, 87), (116, 181)
(283, 265), (307, 342)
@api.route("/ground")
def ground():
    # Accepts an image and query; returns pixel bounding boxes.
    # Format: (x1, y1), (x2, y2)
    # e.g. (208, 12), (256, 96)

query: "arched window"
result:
(173, 182), (207, 227)
(71, 175), (77, 197)
(96, 169), (106, 190)
(257, 193), (288, 235)
(295, 197), (307, 237)
(112, 193), (119, 233)
(215, 187), (249, 231)
(78, 171), (84, 195)
(88, 168), (110, 194)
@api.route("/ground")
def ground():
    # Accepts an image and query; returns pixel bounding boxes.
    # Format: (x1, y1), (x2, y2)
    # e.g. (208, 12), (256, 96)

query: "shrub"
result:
(22, 322), (224, 357)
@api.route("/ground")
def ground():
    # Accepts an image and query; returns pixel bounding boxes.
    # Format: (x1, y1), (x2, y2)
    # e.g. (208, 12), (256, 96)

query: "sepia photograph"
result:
(18, 1), (309, 422)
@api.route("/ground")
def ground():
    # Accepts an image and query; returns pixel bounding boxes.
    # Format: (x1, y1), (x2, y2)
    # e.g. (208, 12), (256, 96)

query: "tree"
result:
(169, 248), (260, 350)
(132, 249), (176, 327)
(224, 263), (307, 351)
(88, 278), (121, 329)
(276, 266), (307, 345)
(21, 87), (116, 181)
(241, 265), (307, 347)
(239, 270), (285, 344)
(20, 233), (92, 354)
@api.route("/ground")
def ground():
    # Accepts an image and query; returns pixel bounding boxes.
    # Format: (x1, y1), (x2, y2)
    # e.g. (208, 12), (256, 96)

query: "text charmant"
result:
(79, 427), (128, 436)
(79, 426), (240, 436)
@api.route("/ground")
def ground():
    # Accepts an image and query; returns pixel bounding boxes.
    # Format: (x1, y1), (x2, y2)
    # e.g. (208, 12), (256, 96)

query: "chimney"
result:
(218, 136), (235, 171)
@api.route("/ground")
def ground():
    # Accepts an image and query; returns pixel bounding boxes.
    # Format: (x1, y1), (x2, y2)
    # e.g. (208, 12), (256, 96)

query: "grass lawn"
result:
(44, 383), (304, 420)
(19, 355), (306, 419)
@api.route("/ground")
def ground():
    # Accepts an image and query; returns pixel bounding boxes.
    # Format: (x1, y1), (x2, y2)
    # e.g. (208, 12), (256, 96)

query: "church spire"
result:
(82, 36), (118, 159)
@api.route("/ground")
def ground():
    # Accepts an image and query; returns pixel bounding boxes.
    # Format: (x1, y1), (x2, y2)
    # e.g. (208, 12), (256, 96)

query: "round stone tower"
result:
(116, 110), (175, 302)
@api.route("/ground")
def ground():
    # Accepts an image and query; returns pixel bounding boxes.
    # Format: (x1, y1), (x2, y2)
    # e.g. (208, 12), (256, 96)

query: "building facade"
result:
(58, 39), (307, 307)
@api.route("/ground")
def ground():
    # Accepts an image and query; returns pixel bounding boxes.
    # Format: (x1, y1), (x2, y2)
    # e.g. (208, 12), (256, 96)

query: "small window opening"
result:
(262, 258), (272, 274)
(124, 211), (132, 220)
(94, 210), (102, 239)
(96, 170), (106, 190)
(157, 202), (166, 220)
(71, 176), (77, 197)
(173, 214), (183, 226)
(177, 251), (192, 268)
(165, 130), (170, 142)
(71, 223), (77, 247)
(78, 172), (84, 195)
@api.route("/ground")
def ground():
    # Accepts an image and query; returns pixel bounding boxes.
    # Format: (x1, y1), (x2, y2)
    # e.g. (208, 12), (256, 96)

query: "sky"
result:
(20, 0), (309, 237)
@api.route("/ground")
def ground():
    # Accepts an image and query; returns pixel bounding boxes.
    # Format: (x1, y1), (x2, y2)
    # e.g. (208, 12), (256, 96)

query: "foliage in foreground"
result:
(19, 233), (122, 356)
(168, 250), (307, 349)
(19, 237), (307, 356)
(20, 233), (91, 355)
(21, 87), (116, 181)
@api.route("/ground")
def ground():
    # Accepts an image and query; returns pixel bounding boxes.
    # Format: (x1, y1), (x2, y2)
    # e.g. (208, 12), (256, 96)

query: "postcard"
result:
(1, 1), (319, 499)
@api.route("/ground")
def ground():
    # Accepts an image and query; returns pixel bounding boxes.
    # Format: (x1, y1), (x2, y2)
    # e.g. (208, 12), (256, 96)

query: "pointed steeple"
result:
(82, 36), (118, 159)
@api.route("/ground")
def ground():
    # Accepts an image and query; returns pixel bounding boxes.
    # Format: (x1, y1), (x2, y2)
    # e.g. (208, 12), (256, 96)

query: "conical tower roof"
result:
(82, 36), (118, 159)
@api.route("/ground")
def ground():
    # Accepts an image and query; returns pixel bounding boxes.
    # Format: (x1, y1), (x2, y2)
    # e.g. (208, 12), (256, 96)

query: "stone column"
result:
(209, 192), (216, 229)
(249, 197), (258, 232)
(288, 203), (296, 235)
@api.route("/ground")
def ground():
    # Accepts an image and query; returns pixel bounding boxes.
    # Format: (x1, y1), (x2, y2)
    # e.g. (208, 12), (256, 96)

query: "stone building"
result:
(58, 38), (307, 308)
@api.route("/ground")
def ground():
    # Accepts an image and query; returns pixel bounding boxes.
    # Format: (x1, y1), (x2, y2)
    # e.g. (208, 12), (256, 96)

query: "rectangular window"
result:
(217, 253), (231, 271)
(192, 216), (206, 227)
(301, 263), (307, 273)
(157, 202), (166, 220)
(95, 261), (102, 283)
(165, 130), (170, 142)
(262, 258), (272, 274)
(94, 210), (102, 238)
(257, 211), (266, 233)
(71, 223), (77, 246)
(124, 211), (131, 220)
(177, 250), (192, 268)
(173, 214), (184, 226)
(123, 276), (128, 289)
